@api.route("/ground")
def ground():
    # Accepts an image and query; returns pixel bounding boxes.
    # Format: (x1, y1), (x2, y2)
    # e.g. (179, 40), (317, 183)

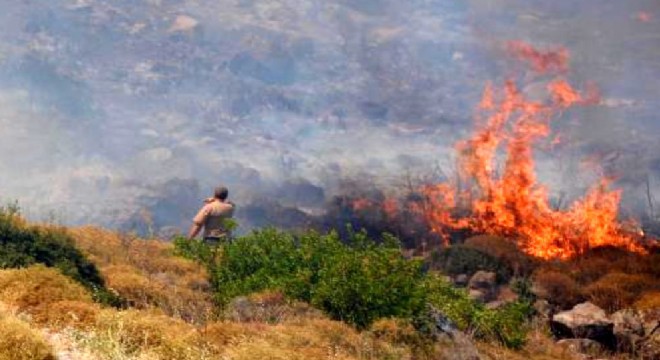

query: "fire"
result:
(506, 41), (569, 74)
(382, 198), (399, 219)
(351, 198), (373, 212)
(419, 42), (646, 259)
(637, 12), (652, 23)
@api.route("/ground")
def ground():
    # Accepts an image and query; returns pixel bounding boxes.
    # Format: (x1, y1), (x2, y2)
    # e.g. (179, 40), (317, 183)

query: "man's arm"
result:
(188, 223), (203, 240)
(189, 205), (209, 240)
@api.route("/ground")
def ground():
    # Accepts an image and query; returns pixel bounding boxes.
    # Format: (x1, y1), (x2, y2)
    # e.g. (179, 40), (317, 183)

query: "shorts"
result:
(203, 236), (229, 246)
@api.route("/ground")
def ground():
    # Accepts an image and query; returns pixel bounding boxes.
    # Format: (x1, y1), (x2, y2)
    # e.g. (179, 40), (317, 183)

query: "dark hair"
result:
(214, 186), (229, 201)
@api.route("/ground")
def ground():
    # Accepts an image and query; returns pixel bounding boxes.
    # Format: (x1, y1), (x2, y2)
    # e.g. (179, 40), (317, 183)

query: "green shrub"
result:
(311, 235), (425, 329)
(172, 236), (214, 264)
(182, 228), (426, 329)
(419, 275), (531, 349)
(176, 227), (532, 346)
(430, 245), (512, 283)
(0, 206), (120, 306)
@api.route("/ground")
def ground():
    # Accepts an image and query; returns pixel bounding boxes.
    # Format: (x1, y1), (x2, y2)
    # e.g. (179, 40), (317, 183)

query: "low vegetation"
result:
(532, 246), (660, 311)
(175, 228), (533, 348)
(0, 314), (54, 360)
(69, 226), (213, 323)
(0, 206), (120, 306)
(2, 207), (649, 359)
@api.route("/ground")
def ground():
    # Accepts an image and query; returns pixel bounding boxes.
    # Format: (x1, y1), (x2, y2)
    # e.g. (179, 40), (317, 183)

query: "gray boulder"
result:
(551, 302), (616, 349)
(638, 309), (660, 359)
(414, 305), (481, 360)
(467, 271), (497, 303)
(534, 299), (552, 319)
(454, 274), (469, 287)
(557, 338), (604, 355)
(612, 309), (644, 351)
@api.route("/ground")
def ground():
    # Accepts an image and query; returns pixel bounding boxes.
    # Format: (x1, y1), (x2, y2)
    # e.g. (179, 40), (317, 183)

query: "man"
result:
(188, 186), (235, 245)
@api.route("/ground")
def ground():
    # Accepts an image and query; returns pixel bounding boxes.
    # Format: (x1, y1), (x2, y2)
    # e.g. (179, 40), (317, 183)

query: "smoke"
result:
(0, 0), (658, 234)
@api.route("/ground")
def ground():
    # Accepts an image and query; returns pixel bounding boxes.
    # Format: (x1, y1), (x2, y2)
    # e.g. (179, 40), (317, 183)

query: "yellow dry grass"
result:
(203, 317), (410, 360)
(476, 325), (579, 360)
(633, 290), (660, 311)
(0, 265), (92, 314)
(69, 226), (213, 323)
(584, 272), (657, 313)
(34, 300), (101, 329)
(0, 315), (54, 360)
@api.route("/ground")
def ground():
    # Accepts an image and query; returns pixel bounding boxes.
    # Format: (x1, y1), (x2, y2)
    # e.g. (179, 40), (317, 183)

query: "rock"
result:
(551, 302), (616, 349)
(468, 289), (486, 302)
(497, 284), (519, 303)
(639, 331), (660, 359)
(534, 299), (552, 319)
(468, 271), (496, 303)
(612, 309), (644, 351)
(557, 338), (604, 355)
(639, 309), (660, 339)
(638, 309), (660, 359)
(485, 300), (507, 310)
(168, 15), (199, 33)
(454, 274), (469, 287)
(613, 309), (644, 336)
(413, 305), (481, 360)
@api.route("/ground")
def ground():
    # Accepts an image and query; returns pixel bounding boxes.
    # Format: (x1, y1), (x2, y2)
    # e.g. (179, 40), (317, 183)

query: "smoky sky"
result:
(0, 0), (658, 232)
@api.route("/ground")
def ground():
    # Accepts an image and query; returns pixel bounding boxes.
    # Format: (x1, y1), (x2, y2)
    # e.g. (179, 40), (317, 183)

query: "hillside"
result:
(1, 206), (658, 360)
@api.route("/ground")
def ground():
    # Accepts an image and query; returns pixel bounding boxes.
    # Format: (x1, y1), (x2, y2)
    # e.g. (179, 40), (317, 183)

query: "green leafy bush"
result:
(178, 228), (426, 329)
(212, 229), (303, 306)
(0, 206), (121, 306)
(311, 233), (425, 329)
(420, 275), (531, 349)
(177, 227), (533, 346)
(172, 236), (214, 264)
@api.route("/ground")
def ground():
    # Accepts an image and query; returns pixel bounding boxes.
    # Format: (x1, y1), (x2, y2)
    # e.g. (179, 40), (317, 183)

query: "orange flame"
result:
(351, 198), (373, 212)
(420, 44), (646, 259)
(637, 12), (652, 23)
(507, 41), (569, 74)
(382, 198), (399, 219)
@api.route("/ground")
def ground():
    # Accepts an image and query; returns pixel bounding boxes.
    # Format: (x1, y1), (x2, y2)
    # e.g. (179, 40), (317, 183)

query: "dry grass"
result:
(0, 315), (54, 360)
(33, 300), (101, 329)
(0, 265), (92, 315)
(205, 318), (410, 360)
(69, 226), (214, 323)
(634, 291), (660, 311)
(476, 322), (579, 360)
(584, 272), (657, 313)
(530, 247), (660, 313)
(464, 235), (537, 276)
(92, 309), (208, 359)
(531, 270), (584, 310)
(224, 290), (324, 324)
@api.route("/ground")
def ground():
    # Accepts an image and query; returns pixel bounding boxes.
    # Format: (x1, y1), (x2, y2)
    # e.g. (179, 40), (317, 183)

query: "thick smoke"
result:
(0, 0), (658, 235)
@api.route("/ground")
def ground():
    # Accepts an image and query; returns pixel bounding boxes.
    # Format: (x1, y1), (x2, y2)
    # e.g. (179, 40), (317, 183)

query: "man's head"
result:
(214, 186), (229, 201)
